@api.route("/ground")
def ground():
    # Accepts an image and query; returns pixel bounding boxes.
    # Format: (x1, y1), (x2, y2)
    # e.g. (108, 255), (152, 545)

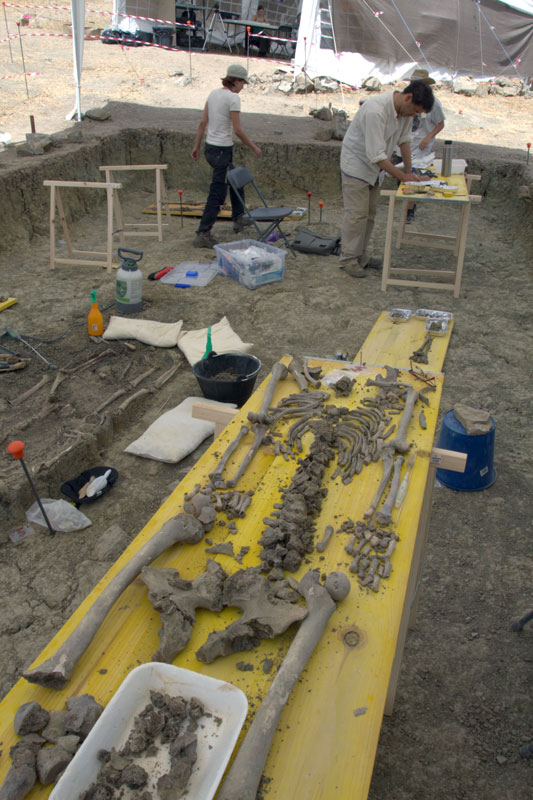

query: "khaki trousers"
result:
(340, 173), (380, 268)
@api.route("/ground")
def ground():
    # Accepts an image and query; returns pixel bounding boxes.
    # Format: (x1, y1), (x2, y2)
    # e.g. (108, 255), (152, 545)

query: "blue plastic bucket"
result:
(436, 409), (496, 491)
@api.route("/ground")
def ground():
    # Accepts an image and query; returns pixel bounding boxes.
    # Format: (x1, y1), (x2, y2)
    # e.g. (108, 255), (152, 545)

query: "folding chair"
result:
(271, 25), (293, 57)
(227, 166), (296, 256)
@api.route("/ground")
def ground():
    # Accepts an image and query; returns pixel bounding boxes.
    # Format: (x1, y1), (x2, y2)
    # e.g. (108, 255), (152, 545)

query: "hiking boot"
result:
(233, 214), (252, 233)
(362, 256), (382, 270)
(193, 231), (218, 249)
(406, 204), (416, 224)
(340, 263), (367, 278)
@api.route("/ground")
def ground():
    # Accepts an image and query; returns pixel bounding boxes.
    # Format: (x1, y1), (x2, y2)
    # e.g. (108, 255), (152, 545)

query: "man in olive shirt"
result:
(340, 80), (434, 278)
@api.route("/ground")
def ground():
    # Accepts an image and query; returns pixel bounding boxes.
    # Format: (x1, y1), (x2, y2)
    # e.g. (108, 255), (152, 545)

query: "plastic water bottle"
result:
(88, 290), (103, 336)
(115, 248), (143, 314)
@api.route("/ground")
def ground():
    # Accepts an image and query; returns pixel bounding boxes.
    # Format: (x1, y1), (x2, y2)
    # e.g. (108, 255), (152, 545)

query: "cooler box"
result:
(214, 239), (286, 290)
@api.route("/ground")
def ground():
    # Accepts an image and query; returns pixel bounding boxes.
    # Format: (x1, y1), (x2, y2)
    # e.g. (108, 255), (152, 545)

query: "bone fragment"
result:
(303, 359), (322, 388)
(196, 568), (308, 664)
(419, 409), (427, 430)
(363, 446), (394, 519)
(216, 571), (350, 800)
(316, 525), (334, 553)
(375, 455), (404, 525)
(141, 560), (227, 662)
(23, 512), (205, 689)
(388, 386), (418, 453)
(287, 357), (308, 391)
(247, 361), (288, 424)
(209, 425), (249, 481)
(226, 423), (268, 488)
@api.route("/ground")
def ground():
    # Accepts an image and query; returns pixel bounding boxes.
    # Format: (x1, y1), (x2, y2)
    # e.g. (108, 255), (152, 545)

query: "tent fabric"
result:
(296, 0), (533, 86)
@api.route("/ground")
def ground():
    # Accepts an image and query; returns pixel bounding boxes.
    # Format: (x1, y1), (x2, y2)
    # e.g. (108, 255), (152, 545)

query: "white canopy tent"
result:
(294, 0), (533, 86)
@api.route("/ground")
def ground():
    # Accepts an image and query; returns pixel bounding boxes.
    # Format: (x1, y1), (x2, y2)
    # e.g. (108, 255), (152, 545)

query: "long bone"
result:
(23, 512), (206, 689)
(388, 386), (418, 453)
(226, 422), (268, 488)
(363, 446), (395, 519)
(374, 455), (405, 525)
(216, 571), (350, 800)
(209, 424), (249, 482)
(303, 358), (322, 388)
(247, 361), (288, 424)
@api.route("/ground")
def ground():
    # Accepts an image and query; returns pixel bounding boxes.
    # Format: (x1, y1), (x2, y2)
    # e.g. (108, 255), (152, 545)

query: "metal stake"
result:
(178, 189), (184, 228)
(7, 441), (55, 535)
(16, 22), (29, 99)
(307, 191), (312, 224)
(319, 200), (324, 223)
(3, 3), (13, 63)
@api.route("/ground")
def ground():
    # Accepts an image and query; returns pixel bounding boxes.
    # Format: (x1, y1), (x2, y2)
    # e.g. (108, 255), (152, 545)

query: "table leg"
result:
(381, 194), (396, 292)
(384, 460), (436, 715)
(453, 201), (471, 298)
(396, 199), (407, 249)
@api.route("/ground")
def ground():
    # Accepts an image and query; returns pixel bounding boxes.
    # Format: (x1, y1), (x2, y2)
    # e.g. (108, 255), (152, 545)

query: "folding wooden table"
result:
(0, 317), (465, 800)
(381, 172), (481, 297)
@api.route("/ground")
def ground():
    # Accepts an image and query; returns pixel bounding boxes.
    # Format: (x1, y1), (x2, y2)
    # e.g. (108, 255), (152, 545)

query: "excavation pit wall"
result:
(0, 102), (532, 250)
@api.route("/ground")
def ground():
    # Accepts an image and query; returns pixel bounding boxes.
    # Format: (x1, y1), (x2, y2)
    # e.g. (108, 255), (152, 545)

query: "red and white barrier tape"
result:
(0, 70), (41, 78)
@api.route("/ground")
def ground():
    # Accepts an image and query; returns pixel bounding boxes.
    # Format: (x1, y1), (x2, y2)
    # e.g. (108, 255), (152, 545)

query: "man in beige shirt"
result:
(340, 80), (434, 278)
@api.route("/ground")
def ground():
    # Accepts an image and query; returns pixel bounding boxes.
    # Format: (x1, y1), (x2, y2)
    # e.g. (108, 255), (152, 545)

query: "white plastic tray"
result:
(160, 261), (220, 287)
(50, 663), (248, 800)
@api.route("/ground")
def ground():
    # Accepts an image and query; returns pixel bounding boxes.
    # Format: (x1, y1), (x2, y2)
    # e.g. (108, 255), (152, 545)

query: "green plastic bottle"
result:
(203, 326), (213, 359)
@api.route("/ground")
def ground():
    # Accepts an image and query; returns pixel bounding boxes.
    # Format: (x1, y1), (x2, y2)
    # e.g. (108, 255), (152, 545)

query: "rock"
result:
(475, 82), (490, 98)
(42, 710), (68, 743)
(453, 403), (492, 435)
(95, 522), (129, 561)
(13, 702), (50, 735)
(55, 734), (80, 754)
(16, 139), (53, 157)
(517, 185), (531, 200)
(275, 80), (293, 94)
(490, 82), (520, 96)
(310, 106), (333, 121)
(314, 77), (339, 93)
(176, 75), (192, 87)
(313, 127), (335, 141)
(333, 115), (349, 140)
(0, 763), (36, 799)
(293, 73), (314, 93)
(36, 745), (73, 785)
(84, 108), (111, 121)
(65, 694), (103, 739)
(362, 76), (381, 91)
(453, 76), (477, 96)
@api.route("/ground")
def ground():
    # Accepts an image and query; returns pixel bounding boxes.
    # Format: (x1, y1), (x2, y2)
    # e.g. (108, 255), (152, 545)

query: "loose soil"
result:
(0, 6), (532, 800)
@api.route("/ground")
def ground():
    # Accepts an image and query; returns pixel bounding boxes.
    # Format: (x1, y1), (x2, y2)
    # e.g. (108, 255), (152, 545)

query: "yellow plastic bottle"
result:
(88, 290), (104, 336)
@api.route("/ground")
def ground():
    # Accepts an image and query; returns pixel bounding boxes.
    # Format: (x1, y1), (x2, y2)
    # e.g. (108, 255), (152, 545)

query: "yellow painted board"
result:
(398, 172), (469, 202)
(142, 202), (296, 221)
(353, 310), (453, 372)
(0, 297), (17, 312)
(0, 358), (443, 799)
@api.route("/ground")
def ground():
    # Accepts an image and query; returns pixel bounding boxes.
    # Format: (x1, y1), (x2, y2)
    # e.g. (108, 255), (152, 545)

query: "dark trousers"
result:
(197, 144), (244, 233)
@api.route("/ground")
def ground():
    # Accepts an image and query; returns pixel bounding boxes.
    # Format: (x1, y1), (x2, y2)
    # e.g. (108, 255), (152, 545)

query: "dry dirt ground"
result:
(0, 6), (532, 800)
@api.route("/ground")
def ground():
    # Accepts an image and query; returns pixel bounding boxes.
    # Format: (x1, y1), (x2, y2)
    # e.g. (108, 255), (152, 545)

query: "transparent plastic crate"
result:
(214, 239), (286, 290)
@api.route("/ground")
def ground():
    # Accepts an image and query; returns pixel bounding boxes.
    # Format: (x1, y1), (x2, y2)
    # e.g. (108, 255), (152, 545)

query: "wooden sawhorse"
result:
(44, 179), (122, 273)
(99, 164), (171, 244)
(381, 172), (481, 297)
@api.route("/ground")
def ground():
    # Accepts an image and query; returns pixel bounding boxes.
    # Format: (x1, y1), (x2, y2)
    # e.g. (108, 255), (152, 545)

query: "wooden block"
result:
(191, 400), (238, 437)
(429, 447), (467, 472)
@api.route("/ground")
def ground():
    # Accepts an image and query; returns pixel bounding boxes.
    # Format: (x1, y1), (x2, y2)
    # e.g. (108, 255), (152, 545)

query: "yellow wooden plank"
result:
(353, 310), (453, 372)
(0, 355), (444, 799)
(0, 297), (17, 313)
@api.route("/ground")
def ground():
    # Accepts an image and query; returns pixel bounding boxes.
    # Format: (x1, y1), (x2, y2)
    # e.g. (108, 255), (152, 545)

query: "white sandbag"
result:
(178, 316), (253, 366)
(124, 396), (236, 463)
(103, 316), (183, 347)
